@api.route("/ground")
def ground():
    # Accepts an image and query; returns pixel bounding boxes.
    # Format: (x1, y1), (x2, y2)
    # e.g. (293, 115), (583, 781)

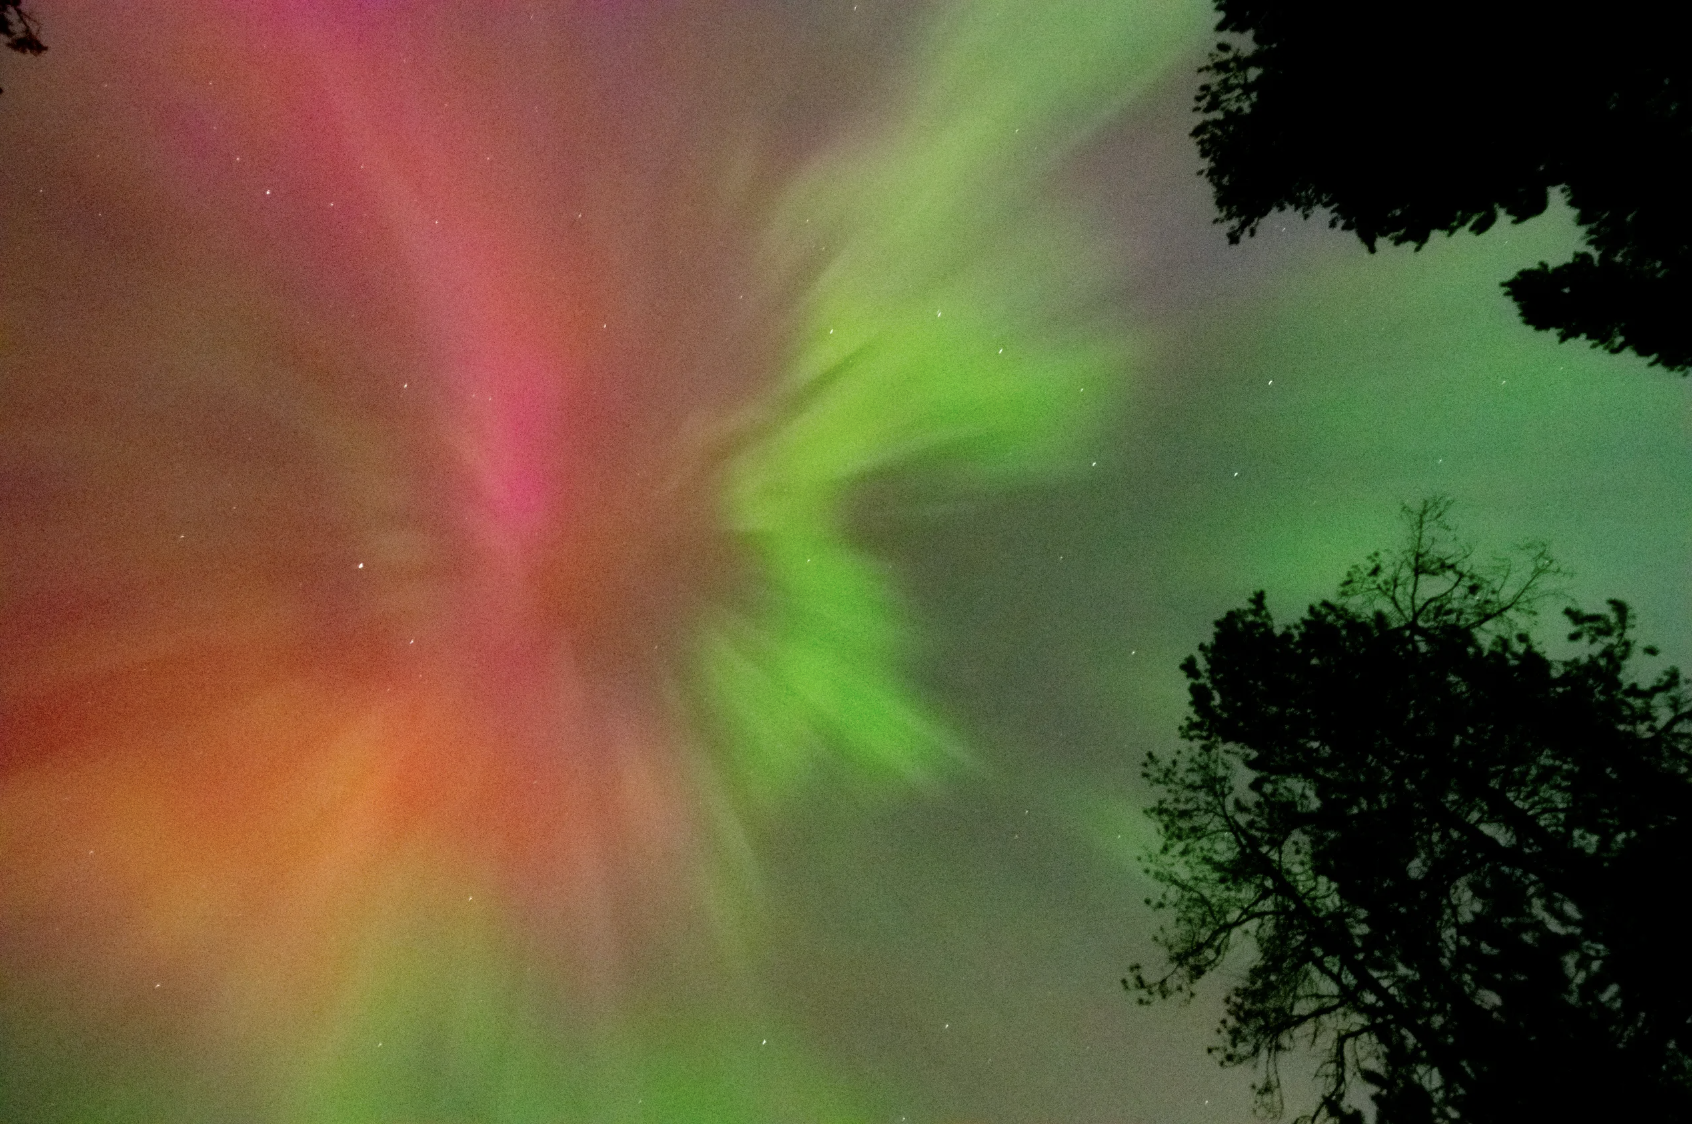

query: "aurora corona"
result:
(0, 1), (1201, 1118)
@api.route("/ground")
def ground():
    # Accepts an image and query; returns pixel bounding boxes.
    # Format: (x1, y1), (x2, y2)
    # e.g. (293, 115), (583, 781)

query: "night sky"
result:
(2, 2), (1688, 1122)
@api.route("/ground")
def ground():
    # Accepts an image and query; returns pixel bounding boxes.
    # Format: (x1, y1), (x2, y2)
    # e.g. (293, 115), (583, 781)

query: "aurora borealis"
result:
(2, 2), (1689, 1122)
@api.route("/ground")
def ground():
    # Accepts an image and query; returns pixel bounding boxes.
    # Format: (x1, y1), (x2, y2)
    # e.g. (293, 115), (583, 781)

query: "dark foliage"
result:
(2, 0), (44, 95)
(1127, 499), (1692, 1124)
(1192, 2), (1692, 371)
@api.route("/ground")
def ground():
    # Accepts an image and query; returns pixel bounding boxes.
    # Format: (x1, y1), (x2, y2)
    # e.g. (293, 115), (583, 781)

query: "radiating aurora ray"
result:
(701, 0), (1205, 800)
(0, 0), (1202, 1119)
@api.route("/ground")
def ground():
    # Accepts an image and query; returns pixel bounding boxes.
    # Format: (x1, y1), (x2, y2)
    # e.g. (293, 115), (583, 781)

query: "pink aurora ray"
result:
(0, 0), (805, 1077)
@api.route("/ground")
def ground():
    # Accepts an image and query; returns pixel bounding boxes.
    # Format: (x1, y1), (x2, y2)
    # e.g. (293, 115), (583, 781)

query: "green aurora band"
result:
(701, 0), (1208, 804)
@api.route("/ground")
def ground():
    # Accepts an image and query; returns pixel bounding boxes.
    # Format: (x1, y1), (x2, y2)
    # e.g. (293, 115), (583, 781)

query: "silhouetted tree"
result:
(2, 0), (44, 95)
(1192, 3), (1692, 371)
(1127, 498), (1692, 1124)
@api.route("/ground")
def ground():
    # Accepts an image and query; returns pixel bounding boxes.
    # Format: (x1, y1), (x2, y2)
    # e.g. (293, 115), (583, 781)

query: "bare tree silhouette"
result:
(1130, 499), (1692, 1123)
